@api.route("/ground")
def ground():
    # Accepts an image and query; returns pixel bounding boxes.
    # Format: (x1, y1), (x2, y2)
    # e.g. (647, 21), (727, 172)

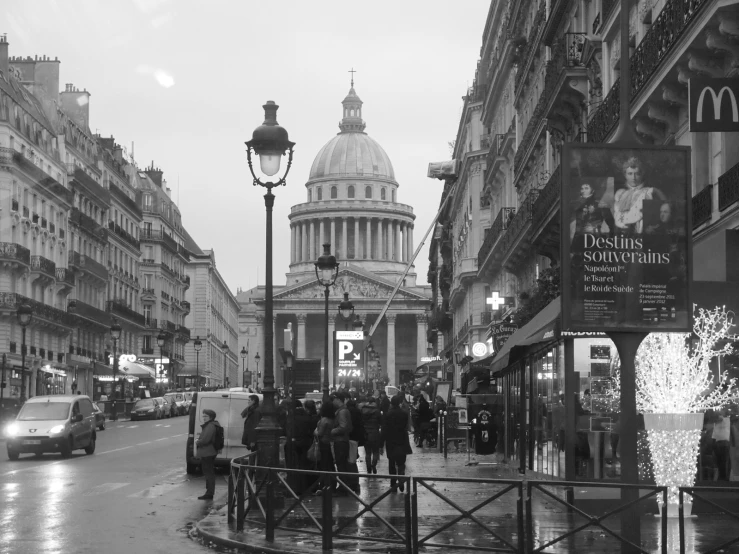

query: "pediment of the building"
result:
(273, 268), (427, 302)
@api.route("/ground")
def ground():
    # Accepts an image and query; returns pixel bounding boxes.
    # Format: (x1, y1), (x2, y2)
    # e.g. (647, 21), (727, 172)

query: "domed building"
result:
(237, 84), (431, 390)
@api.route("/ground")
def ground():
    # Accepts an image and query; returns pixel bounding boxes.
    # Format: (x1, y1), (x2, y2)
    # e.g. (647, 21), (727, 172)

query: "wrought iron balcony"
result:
(55, 267), (75, 287)
(718, 161), (739, 212)
(0, 148), (71, 202)
(176, 325), (191, 339)
(692, 185), (713, 228)
(177, 244), (190, 261)
(141, 228), (179, 253)
(71, 207), (108, 241)
(142, 347), (154, 355)
(589, 0), (711, 144)
(69, 167), (110, 206)
(108, 182), (142, 218)
(31, 255), (56, 277)
(107, 220), (141, 249)
(142, 287), (155, 295)
(0, 242), (31, 265)
(70, 299), (112, 326)
(532, 166), (561, 225)
(499, 189), (540, 266)
(106, 299), (146, 327)
(145, 318), (159, 329)
(162, 320), (177, 333)
(481, 311), (493, 326)
(478, 207), (516, 270)
(68, 251), (109, 282)
(0, 292), (76, 327)
(181, 300), (191, 313)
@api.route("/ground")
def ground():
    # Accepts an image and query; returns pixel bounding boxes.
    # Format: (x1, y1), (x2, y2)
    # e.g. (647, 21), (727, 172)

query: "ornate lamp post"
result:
(110, 320), (122, 420)
(16, 304), (33, 402)
(157, 332), (166, 392)
(241, 346), (248, 389)
(193, 336), (202, 391)
(222, 341), (229, 388)
(245, 100), (294, 467)
(315, 243), (339, 404)
(338, 292), (355, 330)
(254, 352), (261, 391)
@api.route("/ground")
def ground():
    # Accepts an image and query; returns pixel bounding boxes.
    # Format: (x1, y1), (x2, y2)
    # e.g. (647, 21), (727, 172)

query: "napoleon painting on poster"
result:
(561, 143), (692, 332)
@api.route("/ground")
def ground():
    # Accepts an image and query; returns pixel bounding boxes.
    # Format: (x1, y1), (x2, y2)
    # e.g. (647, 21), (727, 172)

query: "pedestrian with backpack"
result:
(196, 408), (222, 500)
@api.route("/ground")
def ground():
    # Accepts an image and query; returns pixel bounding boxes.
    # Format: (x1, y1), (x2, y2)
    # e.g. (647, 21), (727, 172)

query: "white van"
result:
(186, 390), (263, 472)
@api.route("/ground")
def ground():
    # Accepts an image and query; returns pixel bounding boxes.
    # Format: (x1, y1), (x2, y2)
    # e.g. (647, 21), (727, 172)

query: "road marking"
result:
(163, 425), (171, 428)
(0, 434), (187, 476)
(84, 483), (129, 496)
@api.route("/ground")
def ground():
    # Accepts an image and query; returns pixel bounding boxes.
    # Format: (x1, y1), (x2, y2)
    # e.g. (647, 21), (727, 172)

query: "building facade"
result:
(238, 85), (431, 391)
(430, 0), (739, 478)
(183, 237), (239, 389)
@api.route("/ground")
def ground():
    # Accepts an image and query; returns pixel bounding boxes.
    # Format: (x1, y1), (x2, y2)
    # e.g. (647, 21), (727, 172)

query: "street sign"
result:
(334, 331), (363, 379)
(689, 77), (739, 132)
(490, 322), (518, 352)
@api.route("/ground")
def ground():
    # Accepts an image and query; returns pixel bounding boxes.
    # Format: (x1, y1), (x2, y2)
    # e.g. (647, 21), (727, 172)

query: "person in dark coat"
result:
(196, 408), (221, 500)
(382, 395), (412, 493)
(240, 394), (262, 451)
(415, 393), (434, 447)
(315, 401), (336, 474)
(346, 399), (365, 478)
(288, 399), (319, 493)
(379, 391), (391, 416)
(362, 397), (382, 474)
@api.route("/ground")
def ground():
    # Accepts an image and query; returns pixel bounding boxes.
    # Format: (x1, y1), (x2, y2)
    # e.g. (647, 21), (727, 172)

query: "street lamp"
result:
(16, 304), (32, 402)
(157, 332), (166, 392)
(222, 341), (229, 389)
(245, 100), (294, 468)
(110, 320), (122, 420)
(193, 336), (202, 391)
(315, 243), (339, 404)
(254, 352), (261, 391)
(338, 292), (355, 330)
(241, 346), (248, 389)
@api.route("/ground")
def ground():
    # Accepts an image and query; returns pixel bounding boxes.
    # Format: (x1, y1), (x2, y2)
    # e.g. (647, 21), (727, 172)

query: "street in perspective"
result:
(3, 0), (739, 553)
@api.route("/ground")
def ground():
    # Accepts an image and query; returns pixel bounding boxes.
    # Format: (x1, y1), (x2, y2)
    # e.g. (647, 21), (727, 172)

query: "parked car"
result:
(164, 392), (187, 416)
(92, 402), (106, 430)
(130, 398), (161, 421)
(5, 395), (97, 459)
(159, 396), (176, 418)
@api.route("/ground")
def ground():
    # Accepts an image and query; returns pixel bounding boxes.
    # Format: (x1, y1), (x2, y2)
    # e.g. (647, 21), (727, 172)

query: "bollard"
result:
(321, 473), (333, 551)
(265, 469), (274, 542)
(411, 478), (419, 554)
(404, 477), (412, 554)
(525, 481), (533, 554)
(237, 468), (245, 532)
(228, 469), (234, 525)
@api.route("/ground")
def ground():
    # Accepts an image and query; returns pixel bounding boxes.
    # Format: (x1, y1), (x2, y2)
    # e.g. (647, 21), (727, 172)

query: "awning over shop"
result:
(118, 360), (156, 378)
(490, 296), (561, 375)
(415, 360), (444, 376)
(92, 364), (114, 377)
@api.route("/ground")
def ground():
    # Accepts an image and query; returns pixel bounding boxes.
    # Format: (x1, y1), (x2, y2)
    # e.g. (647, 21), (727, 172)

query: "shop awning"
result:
(119, 360), (156, 378)
(490, 296), (561, 375)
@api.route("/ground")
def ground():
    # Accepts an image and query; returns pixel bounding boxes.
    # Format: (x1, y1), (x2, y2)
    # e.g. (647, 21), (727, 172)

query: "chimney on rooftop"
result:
(60, 82), (91, 130)
(145, 163), (163, 187)
(0, 35), (8, 78)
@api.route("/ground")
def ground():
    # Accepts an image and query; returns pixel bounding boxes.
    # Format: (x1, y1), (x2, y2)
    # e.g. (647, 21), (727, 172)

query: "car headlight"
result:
(49, 425), (65, 434)
(5, 423), (19, 437)
(147, 408), (154, 412)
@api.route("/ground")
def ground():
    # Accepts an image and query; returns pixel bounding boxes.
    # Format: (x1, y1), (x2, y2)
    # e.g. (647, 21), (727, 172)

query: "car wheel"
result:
(7, 447), (19, 461)
(60, 437), (73, 458)
(186, 461), (199, 474)
(98, 422), (105, 431)
(84, 434), (96, 455)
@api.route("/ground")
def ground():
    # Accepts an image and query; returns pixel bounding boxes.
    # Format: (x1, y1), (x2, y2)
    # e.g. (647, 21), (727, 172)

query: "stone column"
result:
(386, 313), (396, 386)
(409, 225), (414, 259)
(301, 222), (307, 262)
(366, 218), (372, 260)
(319, 219), (325, 249)
(354, 218), (359, 260)
(331, 218), (336, 256)
(309, 220), (316, 261)
(328, 316), (335, 388)
(296, 313), (307, 359)
(401, 222), (407, 262)
(290, 225), (295, 264)
(416, 313), (427, 367)
(341, 217), (348, 260)
(388, 220), (394, 261)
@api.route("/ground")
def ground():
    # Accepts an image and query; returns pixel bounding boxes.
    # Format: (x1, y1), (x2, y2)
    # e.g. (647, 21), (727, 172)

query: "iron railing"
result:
(31, 255), (56, 276)
(478, 207), (516, 268)
(55, 267), (75, 287)
(718, 161), (739, 212)
(0, 242), (31, 265)
(692, 185), (713, 228)
(679, 486), (739, 554)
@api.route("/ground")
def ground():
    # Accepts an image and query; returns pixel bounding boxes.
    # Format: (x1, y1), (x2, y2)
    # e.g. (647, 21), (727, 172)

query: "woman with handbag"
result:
(314, 401), (337, 475)
(362, 397), (382, 474)
(240, 395), (262, 451)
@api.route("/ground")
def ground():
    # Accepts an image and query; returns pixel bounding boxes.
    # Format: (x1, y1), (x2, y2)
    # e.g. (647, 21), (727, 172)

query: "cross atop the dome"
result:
(349, 67), (357, 88)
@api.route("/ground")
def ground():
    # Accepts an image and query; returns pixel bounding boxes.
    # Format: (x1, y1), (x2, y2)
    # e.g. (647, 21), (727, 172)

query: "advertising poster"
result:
(561, 143), (692, 332)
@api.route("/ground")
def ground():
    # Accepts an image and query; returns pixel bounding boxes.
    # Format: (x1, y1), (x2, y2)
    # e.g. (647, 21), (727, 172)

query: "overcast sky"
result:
(7, 0), (489, 294)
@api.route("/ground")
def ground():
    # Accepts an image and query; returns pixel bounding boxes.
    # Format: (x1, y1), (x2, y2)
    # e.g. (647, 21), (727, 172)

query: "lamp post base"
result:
(255, 412), (283, 469)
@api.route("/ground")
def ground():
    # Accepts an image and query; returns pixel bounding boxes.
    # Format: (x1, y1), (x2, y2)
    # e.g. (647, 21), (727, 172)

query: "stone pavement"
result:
(194, 444), (739, 553)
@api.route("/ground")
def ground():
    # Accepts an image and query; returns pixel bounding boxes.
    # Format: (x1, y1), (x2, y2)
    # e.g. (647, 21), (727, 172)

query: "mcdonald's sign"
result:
(689, 77), (739, 132)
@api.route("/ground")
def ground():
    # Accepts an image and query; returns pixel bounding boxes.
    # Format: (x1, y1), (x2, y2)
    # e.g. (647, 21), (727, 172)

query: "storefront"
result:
(35, 364), (69, 396)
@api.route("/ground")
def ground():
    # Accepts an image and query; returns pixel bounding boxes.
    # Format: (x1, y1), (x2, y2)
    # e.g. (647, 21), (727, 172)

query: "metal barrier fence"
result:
(228, 455), (680, 553)
(679, 486), (739, 554)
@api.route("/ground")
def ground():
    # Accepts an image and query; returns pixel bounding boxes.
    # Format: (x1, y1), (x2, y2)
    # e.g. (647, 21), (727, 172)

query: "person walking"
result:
(315, 401), (337, 482)
(240, 394), (262, 452)
(196, 408), (221, 500)
(382, 395), (412, 493)
(362, 396), (382, 474)
(330, 391), (358, 495)
(291, 399), (318, 493)
(379, 390), (391, 416)
(346, 398), (365, 482)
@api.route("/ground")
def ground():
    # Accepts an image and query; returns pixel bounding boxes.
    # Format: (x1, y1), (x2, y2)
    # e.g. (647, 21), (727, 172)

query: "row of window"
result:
(308, 184), (396, 202)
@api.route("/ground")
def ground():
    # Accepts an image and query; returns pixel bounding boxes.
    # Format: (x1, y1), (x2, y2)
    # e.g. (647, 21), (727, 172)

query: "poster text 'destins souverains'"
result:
(561, 143), (692, 332)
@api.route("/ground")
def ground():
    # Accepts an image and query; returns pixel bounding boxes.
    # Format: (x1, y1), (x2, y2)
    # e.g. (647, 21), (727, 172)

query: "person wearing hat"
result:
(196, 408), (220, 500)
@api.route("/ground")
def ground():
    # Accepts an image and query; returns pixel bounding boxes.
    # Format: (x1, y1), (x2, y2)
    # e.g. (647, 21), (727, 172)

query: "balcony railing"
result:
(589, 0), (711, 144)
(500, 190), (540, 260)
(181, 300), (191, 312)
(532, 166), (561, 224)
(0, 292), (76, 327)
(481, 311), (493, 326)
(718, 161), (739, 212)
(177, 243), (190, 261)
(142, 287), (155, 295)
(478, 207), (516, 268)
(176, 325), (191, 339)
(0, 242), (31, 265)
(145, 318), (159, 329)
(564, 33), (586, 66)
(107, 220), (141, 249)
(108, 182), (143, 218)
(31, 255), (56, 276)
(0, 148), (71, 202)
(142, 347), (154, 355)
(68, 251), (109, 282)
(141, 229), (179, 253)
(55, 267), (75, 287)
(71, 300), (112, 326)
(69, 167), (110, 206)
(163, 320), (177, 333)
(692, 185), (713, 228)
(106, 300), (146, 327)
(71, 207), (108, 240)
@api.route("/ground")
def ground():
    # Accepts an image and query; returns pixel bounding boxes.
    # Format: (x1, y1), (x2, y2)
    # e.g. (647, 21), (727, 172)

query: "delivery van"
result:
(185, 390), (263, 473)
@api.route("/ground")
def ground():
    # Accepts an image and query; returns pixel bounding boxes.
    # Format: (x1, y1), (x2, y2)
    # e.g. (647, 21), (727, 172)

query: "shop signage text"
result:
(334, 331), (363, 380)
(491, 323), (518, 352)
